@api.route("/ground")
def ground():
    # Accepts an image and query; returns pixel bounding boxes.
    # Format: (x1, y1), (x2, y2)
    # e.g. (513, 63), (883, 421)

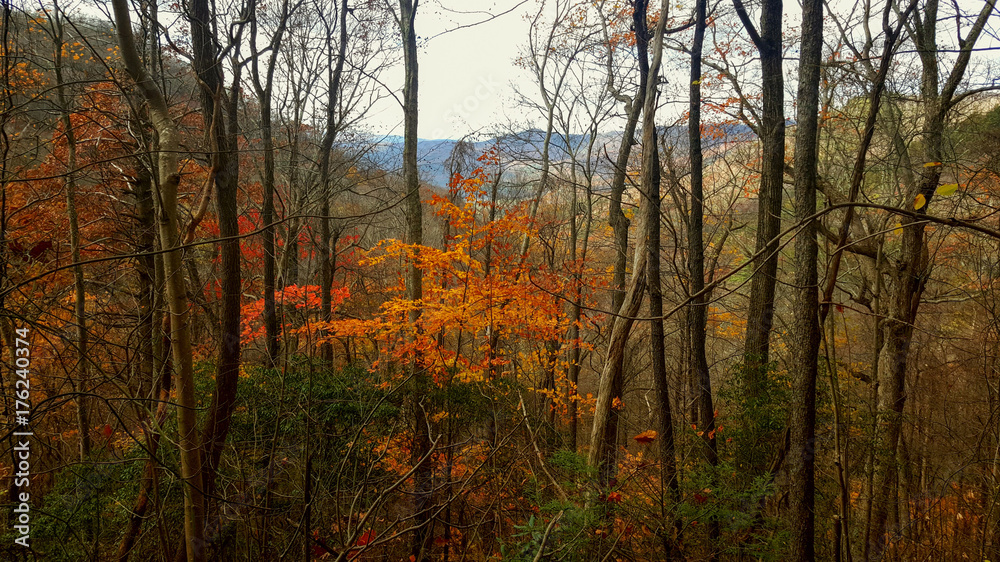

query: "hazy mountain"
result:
(367, 123), (755, 188)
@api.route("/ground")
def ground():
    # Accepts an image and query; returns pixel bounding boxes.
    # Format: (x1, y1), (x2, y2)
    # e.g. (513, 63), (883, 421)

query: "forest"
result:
(0, 0), (998, 560)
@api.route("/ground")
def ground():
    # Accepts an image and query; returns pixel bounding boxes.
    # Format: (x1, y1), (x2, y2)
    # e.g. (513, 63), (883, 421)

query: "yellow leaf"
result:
(893, 223), (903, 235)
(923, 161), (942, 168)
(935, 183), (958, 197)
(914, 194), (926, 210)
(692, 79), (701, 85)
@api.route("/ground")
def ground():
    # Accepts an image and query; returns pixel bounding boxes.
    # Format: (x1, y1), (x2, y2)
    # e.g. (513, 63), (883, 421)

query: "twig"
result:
(532, 511), (564, 562)
(518, 393), (569, 503)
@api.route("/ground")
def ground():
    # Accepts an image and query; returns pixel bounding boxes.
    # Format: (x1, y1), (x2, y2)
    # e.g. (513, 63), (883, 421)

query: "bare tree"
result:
(188, 0), (246, 531)
(640, 0), (680, 554)
(589, 0), (667, 489)
(111, 1), (205, 558)
(787, 0), (823, 557)
(733, 0), (784, 370)
(249, 0), (295, 369)
(43, 0), (90, 461)
(867, 1), (997, 558)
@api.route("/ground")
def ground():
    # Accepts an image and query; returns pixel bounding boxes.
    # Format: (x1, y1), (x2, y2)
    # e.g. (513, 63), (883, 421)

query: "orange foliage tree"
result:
(322, 149), (580, 396)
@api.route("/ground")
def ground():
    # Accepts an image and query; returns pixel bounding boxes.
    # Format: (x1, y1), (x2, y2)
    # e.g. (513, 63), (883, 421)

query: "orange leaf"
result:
(633, 430), (657, 444)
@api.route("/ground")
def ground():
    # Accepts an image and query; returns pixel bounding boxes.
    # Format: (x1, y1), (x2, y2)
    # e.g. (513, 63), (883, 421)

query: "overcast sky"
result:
(367, 0), (536, 140)
(87, 0), (999, 141)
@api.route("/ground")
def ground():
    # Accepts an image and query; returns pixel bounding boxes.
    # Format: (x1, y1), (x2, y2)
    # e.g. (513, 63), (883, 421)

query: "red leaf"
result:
(355, 530), (375, 547)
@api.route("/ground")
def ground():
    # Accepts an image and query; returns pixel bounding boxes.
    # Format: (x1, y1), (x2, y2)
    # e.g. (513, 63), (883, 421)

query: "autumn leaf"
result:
(694, 488), (712, 504)
(355, 529), (375, 546)
(936, 183), (959, 197)
(606, 491), (623, 503)
(923, 161), (942, 168)
(633, 430), (657, 444)
(914, 194), (926, 210)
(346, 529), (377, 560)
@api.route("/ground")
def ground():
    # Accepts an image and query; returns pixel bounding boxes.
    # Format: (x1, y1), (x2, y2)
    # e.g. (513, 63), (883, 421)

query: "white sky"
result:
(369, 0), (536, 140)
(371, 0), (1000, 140)
(77, 0), (999, 141)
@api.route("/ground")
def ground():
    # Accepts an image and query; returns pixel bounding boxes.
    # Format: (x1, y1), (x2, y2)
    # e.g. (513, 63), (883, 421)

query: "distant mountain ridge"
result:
(368, 123), (755, 188)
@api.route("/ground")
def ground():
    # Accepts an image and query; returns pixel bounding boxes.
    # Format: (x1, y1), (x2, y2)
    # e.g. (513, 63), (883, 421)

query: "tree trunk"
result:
(51, 5), (91, 461)
(117, 334), (171, 562)
(644, 2), (679, 554)
(787, 0), (823, 556)
(189, 0), (243, 517)
(116, 169), (164, 562)
(568, 160), (581, 451)
(249, 0), (291, 369)
(317, 0), (350, 364)
(735, 0), (784, 370)
(588, 247), (646, 484)
(687, 0), (716, 467)
(112, 2), (205, 558)
(588, 0), (658, 487)
(605, 0), (648, 316)
(687, 0), (719, 554)
(867, 2), (995, 558)
(397, 1), (431, 558)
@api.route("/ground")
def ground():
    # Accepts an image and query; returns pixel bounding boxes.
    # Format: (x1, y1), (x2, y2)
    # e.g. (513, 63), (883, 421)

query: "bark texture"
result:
(111, 1), (205, 558)
(787, 0), (823, 557)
